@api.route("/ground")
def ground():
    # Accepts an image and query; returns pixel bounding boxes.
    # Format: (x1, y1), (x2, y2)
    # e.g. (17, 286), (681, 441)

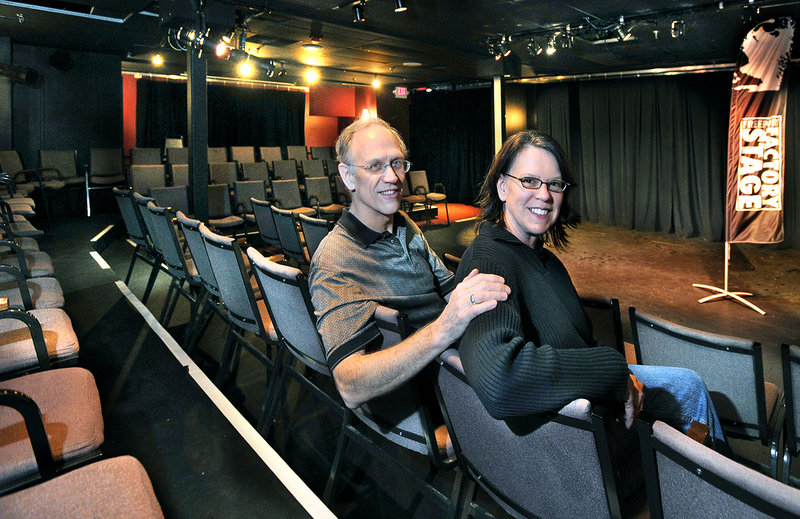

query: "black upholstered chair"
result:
(251, 197), (282, 253)
(304, 176), (344, 220)
(147, 202), (203, 334)
(130, 164), (166, 196)
(580, 295), (626, 356)
(175, 211), (227, 356)
(297, 213), (333, 260)
(247, 247), (343, 437)
(323, 307), (465, 517)
(629, 307), (783, 477)
(86, 147), (126, 217)
(638, 420), (800, 519)
(435, 347), (632, 519)
(113, 187), (160, 303)
(781, 343), (800, 486)
(200, 225), (280, 429)
(270, 205), (308, 267)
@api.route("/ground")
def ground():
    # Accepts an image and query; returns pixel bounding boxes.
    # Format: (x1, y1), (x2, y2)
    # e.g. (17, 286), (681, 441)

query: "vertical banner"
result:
(726, 17), (794, 244)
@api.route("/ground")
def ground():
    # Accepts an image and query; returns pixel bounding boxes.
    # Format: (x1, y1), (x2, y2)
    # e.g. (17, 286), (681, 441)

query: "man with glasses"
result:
(309, 118), (510, 430)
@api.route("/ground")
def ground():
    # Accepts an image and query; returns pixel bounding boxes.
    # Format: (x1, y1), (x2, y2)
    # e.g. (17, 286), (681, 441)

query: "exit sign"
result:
(394, 86), (408, 98)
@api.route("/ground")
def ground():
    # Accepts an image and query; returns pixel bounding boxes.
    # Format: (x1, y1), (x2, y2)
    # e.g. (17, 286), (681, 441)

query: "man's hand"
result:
(623, 374), (645, 429)
(434, 269), (510, 346)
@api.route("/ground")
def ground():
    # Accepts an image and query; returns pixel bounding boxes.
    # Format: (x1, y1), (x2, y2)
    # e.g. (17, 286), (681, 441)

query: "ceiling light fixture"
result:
(353, 1), (366, 23)
(616, 16), (632, 42)
(152, 54), (164, 66)
(215, 40), (230, 58)
(372, 76), (381, 88)
(545, 36), (557, 55)
(303, 21), (324, 51)
(394, 0), (407, 13)
(527, 39), (543, 56)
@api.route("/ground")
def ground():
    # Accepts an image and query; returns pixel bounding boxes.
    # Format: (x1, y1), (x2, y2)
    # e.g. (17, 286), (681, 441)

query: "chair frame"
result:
(781, 343), (800, 486)
(580, 295), (626, 356)
(323, 308), (464, 517)
(435, 349), (624, 519)
(638, 420), (800, 519)
(629, 306), (783, 477)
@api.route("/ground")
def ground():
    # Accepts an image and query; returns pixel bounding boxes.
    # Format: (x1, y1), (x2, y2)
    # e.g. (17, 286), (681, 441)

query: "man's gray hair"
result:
(335, 117), (408, 166)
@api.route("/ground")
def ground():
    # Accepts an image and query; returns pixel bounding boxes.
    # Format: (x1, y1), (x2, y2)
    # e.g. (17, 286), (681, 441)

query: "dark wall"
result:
(11, 44), (122, 171)
(377, 87), (410, 145)
(0, 37), (11, 150)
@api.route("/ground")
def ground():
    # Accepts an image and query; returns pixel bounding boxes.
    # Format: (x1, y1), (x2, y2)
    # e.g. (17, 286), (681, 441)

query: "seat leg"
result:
(443, 201), (450, 225)
(124, 244), (141, 284)
(258, 346), (289, 437)
(324, 411), (353, 504)
(141, 261), (161, 304)
(215, 328), (239, 387)
(160, 279), (178, 324)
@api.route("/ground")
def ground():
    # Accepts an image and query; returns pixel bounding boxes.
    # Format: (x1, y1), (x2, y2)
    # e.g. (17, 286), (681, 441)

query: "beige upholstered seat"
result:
(0, 456), (164, 519)
(0, 308), (79, 375)
(0, 273), (65, 309)
(0, 367), (104, 492)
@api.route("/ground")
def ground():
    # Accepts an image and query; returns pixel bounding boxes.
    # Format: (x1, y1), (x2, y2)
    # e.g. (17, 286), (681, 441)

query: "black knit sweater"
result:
(455, 222), (630, 419)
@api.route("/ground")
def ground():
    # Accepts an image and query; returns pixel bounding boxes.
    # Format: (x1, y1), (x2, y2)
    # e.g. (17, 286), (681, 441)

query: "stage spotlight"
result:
(616, 17), (632, 42)
(394, 0), (407, 13)
(238, 59), (254, 77)
(528, 39), (543, 56)
(302, 36), (323, 51)
(152, 54), (164, 66)
(215, 41), (230, 58)
(545, 36), (557, 55)
(353, 1), (366, 22)
(303, 21), (324, 51)
(304, 68), (320, 84)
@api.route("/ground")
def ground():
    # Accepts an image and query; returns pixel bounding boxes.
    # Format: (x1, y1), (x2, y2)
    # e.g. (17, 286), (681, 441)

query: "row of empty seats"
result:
(132, 144), (333, 167)
(0, 205), (164, 516)
(0, 148), (131, 218)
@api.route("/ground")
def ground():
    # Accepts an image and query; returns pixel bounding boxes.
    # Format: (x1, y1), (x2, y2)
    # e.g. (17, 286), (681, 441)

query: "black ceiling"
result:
(1, 0), (799, 87)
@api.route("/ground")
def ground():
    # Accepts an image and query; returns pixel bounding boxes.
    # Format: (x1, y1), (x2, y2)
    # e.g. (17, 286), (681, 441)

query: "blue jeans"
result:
(628, 364), (728, 448)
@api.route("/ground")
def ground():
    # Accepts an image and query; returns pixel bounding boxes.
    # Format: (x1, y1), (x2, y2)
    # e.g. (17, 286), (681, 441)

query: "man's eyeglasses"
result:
(347, 159), (412, 174)
(504, 173), (570, 193)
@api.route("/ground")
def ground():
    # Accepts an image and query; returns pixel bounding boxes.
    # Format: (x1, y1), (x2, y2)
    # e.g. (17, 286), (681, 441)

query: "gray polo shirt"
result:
(309, 209), (455, 369)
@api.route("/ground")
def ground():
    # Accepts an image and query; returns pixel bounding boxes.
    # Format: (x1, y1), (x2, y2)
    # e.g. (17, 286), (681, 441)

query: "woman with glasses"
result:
(456, 130), (730, 452)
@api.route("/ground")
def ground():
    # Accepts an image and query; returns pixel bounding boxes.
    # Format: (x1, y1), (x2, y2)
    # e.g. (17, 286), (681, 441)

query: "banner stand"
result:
(692, 241), (766, 315)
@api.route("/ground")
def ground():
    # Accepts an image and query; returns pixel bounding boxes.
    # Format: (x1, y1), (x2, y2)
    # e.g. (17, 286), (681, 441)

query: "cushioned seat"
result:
(0, 308), (79, 375)
(0, 277), (65, 309)
(1, 251), (54, 279)
(5, 220), (44, 239)
(0, 455), (163, 519)
(0, 237), (38, 254)
(0, 367), (104, 490)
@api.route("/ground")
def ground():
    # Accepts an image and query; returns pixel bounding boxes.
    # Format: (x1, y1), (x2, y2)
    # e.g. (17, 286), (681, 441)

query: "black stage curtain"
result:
(136, 79), (305, 148)
(531, 73), (732, 241)
(408, 88), (493, 205)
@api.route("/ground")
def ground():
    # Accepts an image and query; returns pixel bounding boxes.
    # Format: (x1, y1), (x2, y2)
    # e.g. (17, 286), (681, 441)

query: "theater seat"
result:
(0, 455), (163, 518)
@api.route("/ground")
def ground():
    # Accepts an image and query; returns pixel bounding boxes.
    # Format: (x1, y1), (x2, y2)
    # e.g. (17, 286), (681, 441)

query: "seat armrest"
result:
(0, 389), (57, 479)
(0, 307), (50, 369)
(433, 182), (447, 194)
